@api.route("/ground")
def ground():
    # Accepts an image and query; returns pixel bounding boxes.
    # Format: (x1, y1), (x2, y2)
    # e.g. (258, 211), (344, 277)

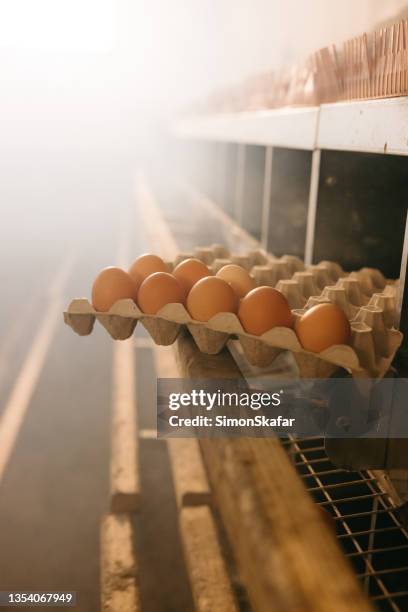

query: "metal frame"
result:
(234, 143), (246, 223)
(304, 149), (321, 266)
(261, 146), (273, 249)
(175, 97), (408, 156)
(175, 106), (319, 149)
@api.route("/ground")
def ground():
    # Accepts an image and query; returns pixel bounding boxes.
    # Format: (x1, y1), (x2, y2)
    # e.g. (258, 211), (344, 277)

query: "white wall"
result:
(113, 0), (408, 113)
(1, 0), (408, 133)
(221, 0), (408, 72)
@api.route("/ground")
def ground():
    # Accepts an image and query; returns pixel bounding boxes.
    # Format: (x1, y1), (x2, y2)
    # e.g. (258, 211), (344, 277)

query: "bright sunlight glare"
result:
(0, 0), (116, 52)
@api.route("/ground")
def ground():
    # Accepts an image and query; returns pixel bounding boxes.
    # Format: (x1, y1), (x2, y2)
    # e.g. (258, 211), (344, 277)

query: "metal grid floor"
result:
(282, 436), (408, 612)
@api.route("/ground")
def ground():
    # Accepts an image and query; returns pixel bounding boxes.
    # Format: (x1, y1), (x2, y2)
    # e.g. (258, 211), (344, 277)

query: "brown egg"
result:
(187, 276), (238, 321)
(216, 264), (255, 298)
(138, 272), (185, 314)
(173, 258), (211, 293)
(238, 286), (292, 335)
(295, 303), (351, 353)
(129, 253), (167, 283)
(92, 267), (139, 312)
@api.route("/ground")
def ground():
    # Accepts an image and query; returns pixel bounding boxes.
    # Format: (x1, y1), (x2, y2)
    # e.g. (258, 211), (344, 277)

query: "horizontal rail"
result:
(175, 97), (408, 156)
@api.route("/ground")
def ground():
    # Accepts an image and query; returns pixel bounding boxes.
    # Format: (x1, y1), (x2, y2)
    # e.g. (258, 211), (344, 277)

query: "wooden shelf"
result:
(100, 514), (140, 612)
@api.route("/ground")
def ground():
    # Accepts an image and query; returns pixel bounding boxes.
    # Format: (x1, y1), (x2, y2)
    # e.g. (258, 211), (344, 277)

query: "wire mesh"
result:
(283, 436), (408, 612)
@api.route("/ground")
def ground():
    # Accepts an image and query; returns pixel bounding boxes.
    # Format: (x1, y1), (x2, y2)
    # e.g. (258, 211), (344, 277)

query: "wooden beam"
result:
(137, 174), (212, 508)
(174, 333), (373, 612)
(110, 339), (140, 513)
(153, 344), (211, 507)
(168, 438), (212, 508)
(101, 514), (141, 612)
(180, 506), (238, 612)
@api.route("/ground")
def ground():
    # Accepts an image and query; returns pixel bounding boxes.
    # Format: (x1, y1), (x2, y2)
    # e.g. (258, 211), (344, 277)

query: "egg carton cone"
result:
(64, 244), (403, 379)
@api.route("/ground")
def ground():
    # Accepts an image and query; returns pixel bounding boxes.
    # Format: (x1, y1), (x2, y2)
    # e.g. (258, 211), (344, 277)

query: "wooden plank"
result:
(180, 506), (238, 612)
(167, 438), (212, 508)
(153, 344), (211, 508)
(100, 513), (140, 612)
(110, 339), (140, 513)
(137, 176), (212, 508)
(174, 333), (373, 612)
(109, 227), (140, 513)
(139, 429), (157, 440)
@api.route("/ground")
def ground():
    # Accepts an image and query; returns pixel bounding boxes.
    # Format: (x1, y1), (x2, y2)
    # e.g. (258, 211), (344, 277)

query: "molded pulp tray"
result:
(64, 245), (403, 379)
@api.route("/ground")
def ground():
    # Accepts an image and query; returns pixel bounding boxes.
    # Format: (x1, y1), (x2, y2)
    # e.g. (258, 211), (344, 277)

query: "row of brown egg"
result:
(65, 245), (403, 377)
(180, 245), (401, 372)
(90, 252), (352, 355)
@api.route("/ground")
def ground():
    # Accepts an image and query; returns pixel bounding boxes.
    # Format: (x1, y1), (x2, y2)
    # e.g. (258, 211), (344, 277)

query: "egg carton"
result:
(64, 245), (403, 379)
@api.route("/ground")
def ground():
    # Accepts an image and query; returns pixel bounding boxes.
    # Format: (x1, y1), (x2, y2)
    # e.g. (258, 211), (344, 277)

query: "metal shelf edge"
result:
(174, 97), (408, 155)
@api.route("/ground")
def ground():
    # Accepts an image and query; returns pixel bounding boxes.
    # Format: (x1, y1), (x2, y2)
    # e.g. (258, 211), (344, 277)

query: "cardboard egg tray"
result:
(64, 244), (403, 379)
